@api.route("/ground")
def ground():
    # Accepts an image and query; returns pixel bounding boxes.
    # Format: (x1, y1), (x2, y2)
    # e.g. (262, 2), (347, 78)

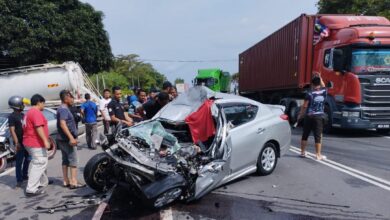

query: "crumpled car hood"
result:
(155, 86), (216, 122)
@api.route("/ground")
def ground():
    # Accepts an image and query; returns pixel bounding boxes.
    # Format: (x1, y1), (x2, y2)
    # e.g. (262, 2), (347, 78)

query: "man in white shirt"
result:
(99, 89), (112, 134)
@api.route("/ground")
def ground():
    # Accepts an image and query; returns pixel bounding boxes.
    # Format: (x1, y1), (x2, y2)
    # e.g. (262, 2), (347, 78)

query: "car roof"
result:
(156, 86), (263, 121)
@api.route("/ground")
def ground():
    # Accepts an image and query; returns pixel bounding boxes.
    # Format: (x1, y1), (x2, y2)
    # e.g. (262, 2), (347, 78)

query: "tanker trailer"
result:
(0, 62), (100, 110)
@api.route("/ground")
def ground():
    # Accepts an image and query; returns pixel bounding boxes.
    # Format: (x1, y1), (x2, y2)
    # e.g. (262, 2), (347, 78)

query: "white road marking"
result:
(290, 146), (390, 186)
(289, 147), (390, 191)
(160, 207), (174, 220)
(0, 167), (15, 177)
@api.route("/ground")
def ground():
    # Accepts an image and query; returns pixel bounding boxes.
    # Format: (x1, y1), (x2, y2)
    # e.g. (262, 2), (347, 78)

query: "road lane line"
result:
(290, 146), (390, 186)
(289, 148), (390, 191)
(160, 207), (174, 220)
(0, 167), (15, 177)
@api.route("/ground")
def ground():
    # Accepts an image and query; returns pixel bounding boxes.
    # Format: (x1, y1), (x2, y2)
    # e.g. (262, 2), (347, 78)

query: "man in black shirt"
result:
(139, 92), (170, 120)
(107, 86), (133, 127)
(8, 96), (30, 187)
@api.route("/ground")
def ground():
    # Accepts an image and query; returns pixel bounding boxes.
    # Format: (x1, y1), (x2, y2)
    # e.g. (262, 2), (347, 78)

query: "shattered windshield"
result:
(351, 49), (390, 73)
(126, 121), (182, 154)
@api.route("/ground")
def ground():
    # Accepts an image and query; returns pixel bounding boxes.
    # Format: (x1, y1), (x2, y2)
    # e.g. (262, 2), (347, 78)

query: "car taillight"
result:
(280, 114), (289, 121)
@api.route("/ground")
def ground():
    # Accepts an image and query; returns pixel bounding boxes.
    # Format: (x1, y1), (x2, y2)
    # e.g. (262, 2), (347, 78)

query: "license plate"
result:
(377, 124), (390, 129)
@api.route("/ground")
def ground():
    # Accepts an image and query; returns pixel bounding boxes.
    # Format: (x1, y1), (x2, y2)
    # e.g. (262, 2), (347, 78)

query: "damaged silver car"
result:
(83, 86), (291, 208)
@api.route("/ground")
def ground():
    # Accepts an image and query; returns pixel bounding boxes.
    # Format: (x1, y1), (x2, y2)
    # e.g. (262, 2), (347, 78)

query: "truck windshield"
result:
(196, 78), (217, 87)
(351, 48), (390, 74)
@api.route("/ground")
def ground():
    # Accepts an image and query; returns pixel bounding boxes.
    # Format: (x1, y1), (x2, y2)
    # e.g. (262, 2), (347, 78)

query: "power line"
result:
(140, 59), (237, 63)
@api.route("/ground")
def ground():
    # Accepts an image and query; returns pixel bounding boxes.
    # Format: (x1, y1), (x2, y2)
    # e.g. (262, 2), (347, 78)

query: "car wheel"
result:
(0, 157), (7, 173)
(153, 187), (182, 209)
(47, 136), (57, 160)
(83, 153), (113, 192)
(256, 142), (278, 176)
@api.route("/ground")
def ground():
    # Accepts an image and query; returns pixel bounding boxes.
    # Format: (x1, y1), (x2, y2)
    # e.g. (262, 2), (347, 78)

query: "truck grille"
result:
(361, 80), (390, 121)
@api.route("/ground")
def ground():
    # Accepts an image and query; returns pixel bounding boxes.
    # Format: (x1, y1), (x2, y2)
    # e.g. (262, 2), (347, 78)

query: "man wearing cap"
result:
(8, 96), (30, 188)
(56, 90), (85, 189)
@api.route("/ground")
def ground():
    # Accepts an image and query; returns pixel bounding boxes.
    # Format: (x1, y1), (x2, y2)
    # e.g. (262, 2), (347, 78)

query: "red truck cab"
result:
(239, 14), (390, 132)
(314, 16), (390, 130)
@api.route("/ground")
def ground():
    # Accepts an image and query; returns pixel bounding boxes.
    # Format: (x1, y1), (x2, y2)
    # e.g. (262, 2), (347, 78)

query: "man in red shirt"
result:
(23, 94), (50, 196)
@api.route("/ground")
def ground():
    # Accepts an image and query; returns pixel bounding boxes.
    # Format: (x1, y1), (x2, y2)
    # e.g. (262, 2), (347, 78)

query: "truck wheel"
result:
(323, 105), (333, 134)
(256, 142), (278, 176)
(152, 187), (183, 208)
(0, 157), (7, 173)
(288, 104), (298, 124)
(47, 137), (57, 160)
(83, 153), (113, 192)
(377, 129), (390, 135)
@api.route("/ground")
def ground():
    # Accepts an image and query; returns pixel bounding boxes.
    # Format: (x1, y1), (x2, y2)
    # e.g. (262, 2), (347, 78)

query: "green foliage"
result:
(317, 0), (390, 20)
(0, 0), (113, 73)
(90, 54), (167, 94)
(174, 78), (185, 85)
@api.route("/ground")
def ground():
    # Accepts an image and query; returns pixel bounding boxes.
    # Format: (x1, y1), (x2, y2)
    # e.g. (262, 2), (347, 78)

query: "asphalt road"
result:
(1, 127), (389, 220)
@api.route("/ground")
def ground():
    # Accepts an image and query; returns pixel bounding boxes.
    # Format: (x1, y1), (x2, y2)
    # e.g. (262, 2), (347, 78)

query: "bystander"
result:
(81, 93), (98, 149)
(23, 94), (50, 196)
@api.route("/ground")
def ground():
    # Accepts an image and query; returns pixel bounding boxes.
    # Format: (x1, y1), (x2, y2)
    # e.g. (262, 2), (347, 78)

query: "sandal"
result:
(300, 153), (306, 158)
(63, 184), (70, 188)
(69, 183), (86, 190)
(316, 155), (327, 161)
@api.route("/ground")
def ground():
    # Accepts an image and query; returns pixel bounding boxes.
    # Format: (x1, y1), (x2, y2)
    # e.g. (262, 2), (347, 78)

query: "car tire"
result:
(256, 142), (278, 176)
(152, 187), (182, 209)
(47, 136), (57, 160)
(83, 153), (113, 192)
(0, 157), (7, 173)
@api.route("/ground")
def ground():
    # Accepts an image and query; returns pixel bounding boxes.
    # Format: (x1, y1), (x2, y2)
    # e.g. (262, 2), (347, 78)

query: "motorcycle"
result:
(0, 120), (57, 173)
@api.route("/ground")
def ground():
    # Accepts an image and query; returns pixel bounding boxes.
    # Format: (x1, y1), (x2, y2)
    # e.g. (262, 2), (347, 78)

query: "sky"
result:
(83, 0), (318, 84)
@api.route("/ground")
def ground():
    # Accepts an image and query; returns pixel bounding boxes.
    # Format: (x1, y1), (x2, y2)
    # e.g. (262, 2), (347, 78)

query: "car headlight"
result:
(342, 111), (360, 118)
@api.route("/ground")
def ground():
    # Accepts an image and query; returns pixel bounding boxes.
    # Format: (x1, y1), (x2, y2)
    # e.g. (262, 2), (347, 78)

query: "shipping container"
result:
(239, 14), (315, 93)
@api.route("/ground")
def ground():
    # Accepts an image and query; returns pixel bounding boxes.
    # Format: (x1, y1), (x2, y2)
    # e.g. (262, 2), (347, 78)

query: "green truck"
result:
(194, 69), (231, 93)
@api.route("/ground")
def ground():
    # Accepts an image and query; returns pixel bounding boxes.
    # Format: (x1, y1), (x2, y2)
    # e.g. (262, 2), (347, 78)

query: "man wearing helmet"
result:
(8, 96), (31, 188)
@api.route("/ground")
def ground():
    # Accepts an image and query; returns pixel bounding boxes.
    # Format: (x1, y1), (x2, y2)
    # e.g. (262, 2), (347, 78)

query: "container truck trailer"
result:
(239, 14), (390, 133)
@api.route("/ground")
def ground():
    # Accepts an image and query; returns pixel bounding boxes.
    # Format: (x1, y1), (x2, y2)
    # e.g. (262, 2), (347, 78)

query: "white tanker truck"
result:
(0, 61), (100, 110)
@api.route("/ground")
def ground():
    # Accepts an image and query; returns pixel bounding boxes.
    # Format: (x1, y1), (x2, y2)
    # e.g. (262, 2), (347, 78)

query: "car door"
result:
(42, 109), (58, 136)
(223, 103), (261, 173)
(193, 107), (231, 200)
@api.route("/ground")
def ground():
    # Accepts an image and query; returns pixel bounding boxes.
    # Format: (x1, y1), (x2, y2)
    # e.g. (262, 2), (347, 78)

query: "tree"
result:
(90, 54), (167, 93)
(0, 0), (113, 73)
(174, 78), (185, 85)
(317, 0), (390, 20)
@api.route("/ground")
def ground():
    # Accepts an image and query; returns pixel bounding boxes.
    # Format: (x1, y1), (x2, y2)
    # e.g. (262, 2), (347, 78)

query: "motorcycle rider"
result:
(8, 96), (31, 188)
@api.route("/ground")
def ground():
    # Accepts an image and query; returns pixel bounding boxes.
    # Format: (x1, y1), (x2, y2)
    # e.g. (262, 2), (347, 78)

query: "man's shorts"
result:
(56, 140), (78, 167)
(301, 115), (324, 144)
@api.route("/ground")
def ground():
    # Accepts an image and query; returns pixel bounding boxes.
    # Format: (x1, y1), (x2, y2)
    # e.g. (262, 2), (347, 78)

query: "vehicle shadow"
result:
(292, 127), (385, 138)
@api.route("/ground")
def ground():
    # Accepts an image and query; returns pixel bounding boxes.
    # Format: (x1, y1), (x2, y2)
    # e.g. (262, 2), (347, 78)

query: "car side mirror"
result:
(332, 49), (345, 73)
